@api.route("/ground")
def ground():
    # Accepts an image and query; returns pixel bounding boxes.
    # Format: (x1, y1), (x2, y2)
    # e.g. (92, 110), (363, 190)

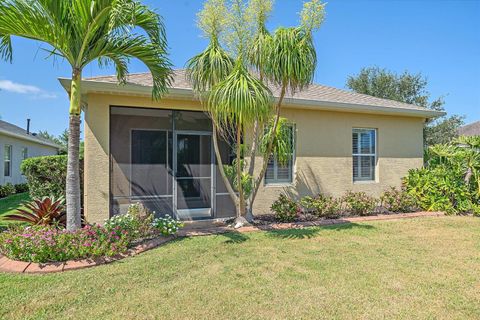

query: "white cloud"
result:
(0, 80), (57, 99)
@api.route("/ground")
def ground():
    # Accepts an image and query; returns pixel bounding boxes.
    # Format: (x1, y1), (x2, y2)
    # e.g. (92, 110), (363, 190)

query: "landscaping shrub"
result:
(152, 215), (184, 236)
(271, 194), (300, 222)
(403, 166), (477, 215)
(0, 224), (130, 263)
(3, 196), (66, 226)
(14, 183), (29, 193)
(104, 203), (155, 240)
(0, 183), (15, 198)
(380, 187), (417, 213)
(300, 194), (342, 218)
(342, 191), (377, 216)
(20, 155), (84, 200)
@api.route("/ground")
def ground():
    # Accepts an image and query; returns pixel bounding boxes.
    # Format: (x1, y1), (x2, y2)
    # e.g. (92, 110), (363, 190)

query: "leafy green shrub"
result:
(0, 183), (15, 198)
(342, 191), (377, 216)
(403, 166), (476, 215)
(300, 194), (342, 218)
(380, 187), (417, 213)
(104, 203), (154, 240)
(271, 194), (300, 222)
(20, 155), (84, 200)
(152, 215), (184, 236)
(3, 196), (65, 226)
(0, 224), (130, 263)
(14, 183), (29, 193)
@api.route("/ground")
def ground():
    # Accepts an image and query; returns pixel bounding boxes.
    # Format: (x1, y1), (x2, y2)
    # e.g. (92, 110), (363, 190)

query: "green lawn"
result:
(0, 192), (29, 228)
(0, 216), (479, 319)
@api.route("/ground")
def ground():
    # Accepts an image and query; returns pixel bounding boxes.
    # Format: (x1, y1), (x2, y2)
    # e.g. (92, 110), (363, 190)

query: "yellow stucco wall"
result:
(84, 93), (424, 223)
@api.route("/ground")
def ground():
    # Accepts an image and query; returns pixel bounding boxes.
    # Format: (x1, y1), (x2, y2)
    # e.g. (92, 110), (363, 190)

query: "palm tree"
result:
(0, 0), (172, 230)
(248, 1), (325, 213)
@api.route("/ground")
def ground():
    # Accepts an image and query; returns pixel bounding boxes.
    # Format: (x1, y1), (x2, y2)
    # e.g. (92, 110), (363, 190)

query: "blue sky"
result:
(0, 0), (479, 137)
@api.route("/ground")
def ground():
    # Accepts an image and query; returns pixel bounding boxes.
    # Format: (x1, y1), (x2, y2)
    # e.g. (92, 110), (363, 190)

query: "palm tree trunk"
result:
(249, 85), (287, 211)
(66, 69), (82, 231)
(212, 124), (239, 208)
(236, 125), (245, 218)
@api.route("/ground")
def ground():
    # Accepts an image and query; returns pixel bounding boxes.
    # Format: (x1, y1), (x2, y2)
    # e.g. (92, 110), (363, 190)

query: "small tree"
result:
(0, 0), (172, 230)
(346, 67), (464, 147)
(187, 0), (325, 225)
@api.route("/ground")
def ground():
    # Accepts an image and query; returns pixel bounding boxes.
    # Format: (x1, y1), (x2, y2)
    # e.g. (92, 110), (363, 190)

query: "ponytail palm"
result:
(208, 61), (272, 217)
(0, 0), (172, 230)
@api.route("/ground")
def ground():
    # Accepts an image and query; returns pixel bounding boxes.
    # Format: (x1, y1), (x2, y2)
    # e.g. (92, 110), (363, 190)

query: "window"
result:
(352, 128), (376, 182)
(265, 125), (295, 184)
(4, 145), (12, 177)
(22, 147), (28, 160)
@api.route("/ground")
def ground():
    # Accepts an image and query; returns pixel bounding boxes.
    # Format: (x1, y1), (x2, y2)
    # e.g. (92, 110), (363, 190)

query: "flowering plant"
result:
(0, 224), (130, 263)
(151, 215), (183, 236)
(104, 203), (154, 240)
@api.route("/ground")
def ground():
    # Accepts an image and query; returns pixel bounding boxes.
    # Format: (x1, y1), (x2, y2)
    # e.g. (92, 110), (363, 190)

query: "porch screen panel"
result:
(214, 136), (236, 218)
(110, 107), (173, 216)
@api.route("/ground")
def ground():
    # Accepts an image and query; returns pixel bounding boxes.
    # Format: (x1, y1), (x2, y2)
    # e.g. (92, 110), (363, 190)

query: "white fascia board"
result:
(58, 78), (445, 119)
(0, 129), (61, 149)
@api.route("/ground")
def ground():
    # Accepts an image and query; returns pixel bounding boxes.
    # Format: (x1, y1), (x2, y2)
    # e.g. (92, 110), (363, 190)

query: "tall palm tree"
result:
(0, 0), (172, 230)
(248, 1), (325, 213)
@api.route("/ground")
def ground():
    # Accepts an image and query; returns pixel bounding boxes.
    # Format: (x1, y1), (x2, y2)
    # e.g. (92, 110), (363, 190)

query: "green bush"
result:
(300, 194), (342, 218)
(380, 187), (417, 213)
(342, 191), (377, 216)
(0, 183), (16, 198)
(403, 166), (476, 215)
(152, 215), (184, 236)
(14, 183), (29, 193)
(271, 194), (299, 222)
(20, 155), (83, 200)
(104, 203), (154, 240)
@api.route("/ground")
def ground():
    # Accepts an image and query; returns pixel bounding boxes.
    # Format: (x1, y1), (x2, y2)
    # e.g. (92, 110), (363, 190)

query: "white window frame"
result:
(352, 128), (377, 182)
(265, 124), (295, 185)
(4, 144), (12, 177)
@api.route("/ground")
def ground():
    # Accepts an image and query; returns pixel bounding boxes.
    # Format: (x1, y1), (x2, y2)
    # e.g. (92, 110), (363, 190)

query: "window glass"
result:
(22, 147), (28, 160)
(265, 125), (295, 184)
(352, 128), (376, 182)
(4, 145), (12, 177)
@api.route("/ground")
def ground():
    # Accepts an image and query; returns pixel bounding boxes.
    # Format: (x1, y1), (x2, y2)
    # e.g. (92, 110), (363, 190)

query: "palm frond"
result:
(208, 60), (273, 130)
(186, 40), (234, 93)
(264, 27), (316, 93)
(260, 117), (293, 165)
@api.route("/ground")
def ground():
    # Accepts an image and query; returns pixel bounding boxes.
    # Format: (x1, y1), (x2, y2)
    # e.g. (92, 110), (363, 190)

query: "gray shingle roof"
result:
(85, 69), (433, 113)
(458, 121), (480, 136)
(0, 120), (60, 148)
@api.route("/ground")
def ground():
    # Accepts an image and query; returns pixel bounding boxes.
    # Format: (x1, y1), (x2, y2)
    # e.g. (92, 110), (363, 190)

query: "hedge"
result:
(20, 155), (84, 201)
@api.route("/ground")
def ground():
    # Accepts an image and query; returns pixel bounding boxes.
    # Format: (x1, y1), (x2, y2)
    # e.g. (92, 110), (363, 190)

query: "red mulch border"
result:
(0, 211), (444, 274)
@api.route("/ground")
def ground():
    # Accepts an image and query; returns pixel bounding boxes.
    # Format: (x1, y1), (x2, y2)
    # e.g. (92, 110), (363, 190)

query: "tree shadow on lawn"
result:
(266, 223), (375, 239)
(220, 231), (250, 244)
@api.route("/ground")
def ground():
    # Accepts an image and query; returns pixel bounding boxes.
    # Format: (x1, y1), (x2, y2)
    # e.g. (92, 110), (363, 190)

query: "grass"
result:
(1, 216), (479, 319)
(0, 192), (29, 228)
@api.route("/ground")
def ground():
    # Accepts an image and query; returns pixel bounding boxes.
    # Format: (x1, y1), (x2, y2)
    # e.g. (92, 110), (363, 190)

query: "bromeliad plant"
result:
(3, 196), (66, 227)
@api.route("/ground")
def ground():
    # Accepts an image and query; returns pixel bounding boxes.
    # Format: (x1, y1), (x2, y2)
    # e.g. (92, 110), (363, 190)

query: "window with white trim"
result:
(22, 147), (28, 160)
(4, 145), (12, 177)
(352, 128), (376, 182)
(265, 125), (295, 184)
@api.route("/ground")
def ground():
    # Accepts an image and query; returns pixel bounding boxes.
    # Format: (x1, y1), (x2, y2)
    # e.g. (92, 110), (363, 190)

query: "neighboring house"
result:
(0, 120), (60, 186)
(59, 70), (443, 224)
(458, 121), (480, 137)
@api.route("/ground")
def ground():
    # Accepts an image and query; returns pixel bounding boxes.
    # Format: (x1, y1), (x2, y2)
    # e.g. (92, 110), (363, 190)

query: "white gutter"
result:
(0, 128), (61, 149)
(58, 78), (445, 119)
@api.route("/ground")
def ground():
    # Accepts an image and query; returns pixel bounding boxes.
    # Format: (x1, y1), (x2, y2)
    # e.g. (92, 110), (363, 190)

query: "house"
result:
(458, 121), (480, 137)
(59, 70), (443, 224)
(0, 119), (60, 186)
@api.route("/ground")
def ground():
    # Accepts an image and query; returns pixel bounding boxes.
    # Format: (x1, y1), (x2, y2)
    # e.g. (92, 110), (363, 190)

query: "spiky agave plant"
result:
(3, 196), (66, 227)
(208, 61), (273, 218)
